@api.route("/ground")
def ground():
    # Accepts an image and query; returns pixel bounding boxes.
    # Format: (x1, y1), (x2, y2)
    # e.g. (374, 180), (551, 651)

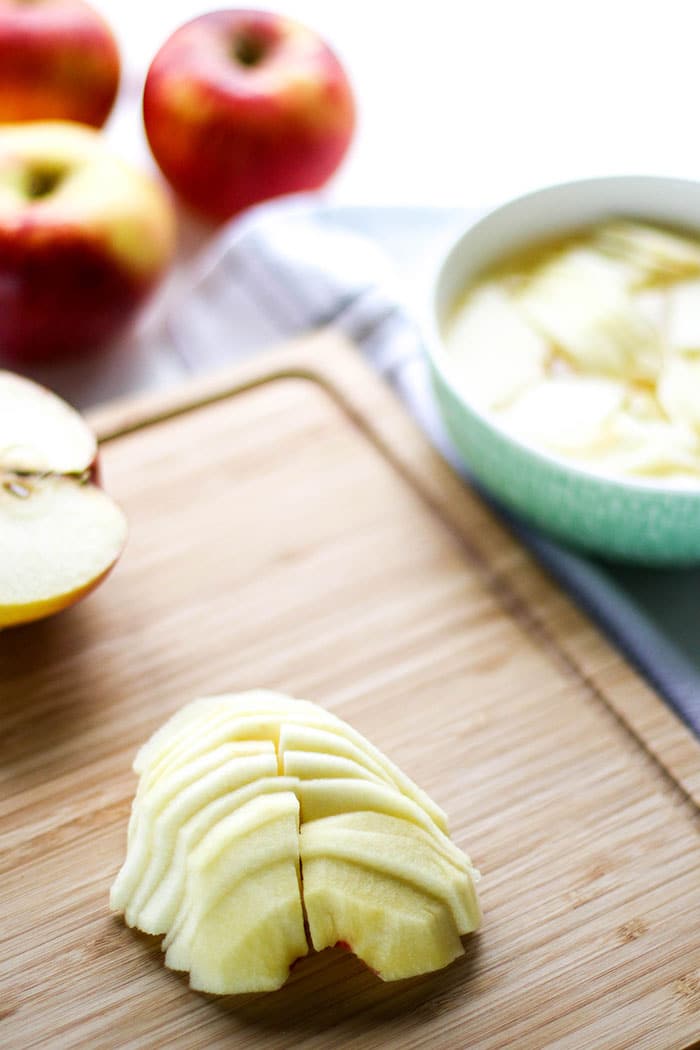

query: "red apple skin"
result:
(0, 230), (152, 365)
(0, 122), (177, 365)
(0, 0), (120, 128)
(143, 9), (356, 222)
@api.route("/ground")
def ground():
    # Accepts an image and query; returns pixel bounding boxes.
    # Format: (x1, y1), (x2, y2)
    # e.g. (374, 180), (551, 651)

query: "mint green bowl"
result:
(425, 176), (700, 565)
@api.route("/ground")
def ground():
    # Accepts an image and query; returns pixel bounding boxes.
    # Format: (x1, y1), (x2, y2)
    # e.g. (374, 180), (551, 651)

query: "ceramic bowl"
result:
(425, 175), (700, 565)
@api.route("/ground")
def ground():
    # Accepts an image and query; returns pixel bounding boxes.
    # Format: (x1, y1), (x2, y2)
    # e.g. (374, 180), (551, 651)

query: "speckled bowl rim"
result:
(424, 174), (700, 501)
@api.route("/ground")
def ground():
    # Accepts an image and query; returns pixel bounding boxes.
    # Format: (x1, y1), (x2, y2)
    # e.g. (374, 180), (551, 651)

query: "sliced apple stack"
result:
(111, 691), (481, 993)
(0, 371), (127, 628)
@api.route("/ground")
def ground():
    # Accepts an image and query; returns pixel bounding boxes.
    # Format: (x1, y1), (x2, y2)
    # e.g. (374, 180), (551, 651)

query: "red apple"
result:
(0, 0), (120, 128)
(0, 121), (177, 365)
(143, 9), (356, 222)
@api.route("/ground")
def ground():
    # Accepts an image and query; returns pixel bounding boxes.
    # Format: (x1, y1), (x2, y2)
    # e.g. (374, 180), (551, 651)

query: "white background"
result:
(93, 0), (700, 212)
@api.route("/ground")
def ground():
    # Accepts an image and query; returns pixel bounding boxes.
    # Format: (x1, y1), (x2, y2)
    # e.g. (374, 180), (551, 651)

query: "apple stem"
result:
(25, 167), (66, 201)
(231, 33), (266, 67)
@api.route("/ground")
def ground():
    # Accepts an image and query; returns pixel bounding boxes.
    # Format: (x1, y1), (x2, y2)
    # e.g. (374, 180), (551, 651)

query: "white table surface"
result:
(94, 0), (700, 212)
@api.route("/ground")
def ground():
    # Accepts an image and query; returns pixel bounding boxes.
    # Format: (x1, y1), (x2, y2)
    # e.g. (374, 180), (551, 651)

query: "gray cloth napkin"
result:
(154, 198), (700, 737)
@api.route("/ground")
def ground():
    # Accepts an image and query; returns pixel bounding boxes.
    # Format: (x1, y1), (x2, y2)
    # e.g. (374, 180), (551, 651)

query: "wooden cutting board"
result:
(2, 333), (700, 1050)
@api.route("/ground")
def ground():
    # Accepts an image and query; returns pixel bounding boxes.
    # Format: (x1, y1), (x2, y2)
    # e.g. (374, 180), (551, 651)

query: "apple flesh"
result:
(0, 369), (96, 475)
(111, 692), (481, 994)
(0, 0), (120, 127)
(0, 370), (126, 628)
(0, 121), (176, 364)
(143, 9), (355, 222)
(164, 793), (308, 994)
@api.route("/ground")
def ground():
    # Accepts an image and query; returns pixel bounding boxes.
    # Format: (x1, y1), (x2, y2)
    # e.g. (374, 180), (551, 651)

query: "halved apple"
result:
(111, 692), (481, 994)
(0, 371), (126, 628)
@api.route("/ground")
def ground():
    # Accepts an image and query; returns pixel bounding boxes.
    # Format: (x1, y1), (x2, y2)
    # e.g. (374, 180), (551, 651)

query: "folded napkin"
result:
(155, 196), (447, 446)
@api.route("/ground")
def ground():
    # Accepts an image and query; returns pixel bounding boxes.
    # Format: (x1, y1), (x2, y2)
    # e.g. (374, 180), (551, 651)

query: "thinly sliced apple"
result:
(594, 221), (700, 286)
(133, 691), (306, 772)
(165, 793), (307, 993)
(279, 716), (449, 833)
(138, 777), (300, 935)
(111, 692), (481, 993)
(136, 692), (448, 833)
(301, 814), (480, 934)
(112, 743), (276, 914)
(296, 778), (470, 871)
(279, 721), (410, 792)
(307, 810), (480, 891)
(134, 693), (333, 782)
(518, 247), (662, 381)
(114, 749), (280, 929)
(0, 474), (126, 628)
(0, 370), (96, 475)
(282, 749), (389, 785)
(302, 857), (464, 981)
(445, 281), (549, 410)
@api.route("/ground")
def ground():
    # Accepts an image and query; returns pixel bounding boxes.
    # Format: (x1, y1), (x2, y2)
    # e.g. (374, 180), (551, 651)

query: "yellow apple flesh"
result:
(111, 692), (481, 993)
(0, 371), (126, 628)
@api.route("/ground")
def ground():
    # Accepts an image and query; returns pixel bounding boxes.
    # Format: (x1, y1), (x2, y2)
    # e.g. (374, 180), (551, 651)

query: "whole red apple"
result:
(0, 0), (120, 127)
(0, 121), (176, 365)
(143, 9), (356, 222)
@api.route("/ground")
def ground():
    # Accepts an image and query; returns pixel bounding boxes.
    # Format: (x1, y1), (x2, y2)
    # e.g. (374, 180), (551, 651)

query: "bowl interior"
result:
(429, 175), (700, 494)
(434, 175), (700, 336)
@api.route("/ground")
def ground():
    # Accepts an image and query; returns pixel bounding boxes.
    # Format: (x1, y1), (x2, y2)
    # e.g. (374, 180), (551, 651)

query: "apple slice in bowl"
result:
(0, 371), (127, 628)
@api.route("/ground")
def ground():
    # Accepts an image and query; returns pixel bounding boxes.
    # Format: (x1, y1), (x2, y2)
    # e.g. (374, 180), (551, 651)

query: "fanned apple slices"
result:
(111, 691), (481, 993)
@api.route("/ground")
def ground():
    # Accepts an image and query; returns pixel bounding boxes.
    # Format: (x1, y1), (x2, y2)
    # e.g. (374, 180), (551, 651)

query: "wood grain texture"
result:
(2, 332), (700, 1050)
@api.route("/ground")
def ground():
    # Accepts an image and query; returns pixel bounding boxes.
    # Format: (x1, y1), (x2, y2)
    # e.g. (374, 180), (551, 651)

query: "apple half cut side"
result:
(0, 370), (126, 628)
(0, 474), (127, 628)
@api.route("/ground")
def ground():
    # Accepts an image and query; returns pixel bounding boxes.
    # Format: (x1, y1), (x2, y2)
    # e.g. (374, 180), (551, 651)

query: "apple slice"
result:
(164, 793), (308, 994)
(278, 715), (450, 833)
(594, 220), (700, 286)
(112, 743), (277, 918)
(117, 750), (283, 931)
(278, 722), (394, 783)
(0, 473), (126, 628)
(301, 856), (463, 981)
(282, 749), (389, 786)
(296, 778), (469, 870)
(136, 692), (449, 834)
(301, 814), (481, 936)
(137, 777), (300, 935)
(518, 247), (662, 381)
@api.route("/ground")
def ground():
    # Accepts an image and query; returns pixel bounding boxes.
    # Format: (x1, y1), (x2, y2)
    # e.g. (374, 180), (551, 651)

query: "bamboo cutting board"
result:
(2, 333), (700, 1050)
